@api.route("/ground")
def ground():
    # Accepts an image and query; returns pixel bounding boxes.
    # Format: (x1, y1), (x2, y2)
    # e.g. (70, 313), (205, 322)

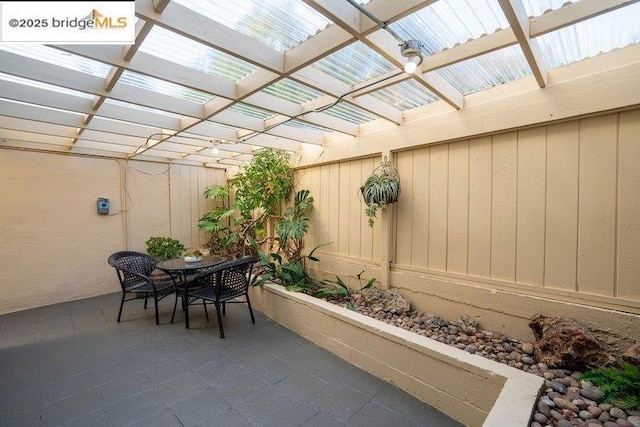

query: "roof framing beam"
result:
(498, 0), (548, 87)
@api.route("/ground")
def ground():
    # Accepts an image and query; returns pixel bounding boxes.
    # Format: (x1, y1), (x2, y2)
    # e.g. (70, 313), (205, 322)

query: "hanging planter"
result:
(360, 157), (401, 227)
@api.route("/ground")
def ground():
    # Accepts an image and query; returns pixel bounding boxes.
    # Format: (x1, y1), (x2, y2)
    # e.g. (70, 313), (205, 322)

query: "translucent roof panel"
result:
(286, 120), (331, 135)
(311, 42), (395, 85)
(437, 45), (532, 94)
(118, 71), (215, 103)
(0, 45), (111, 78)
(522, 0), (577, 18)
(103, 99), (182, 118)
(369, 80), (439, 111)
(261, 79), (322, 104)
(321, 103), (377, 125)
(229, 103), (275, 120)
(535, 3), (640, 69)
(139, 26), (256, 82)
(390, 0), (508, 55)
(172, 0), (330, 52)
(0, 73), (93, 99)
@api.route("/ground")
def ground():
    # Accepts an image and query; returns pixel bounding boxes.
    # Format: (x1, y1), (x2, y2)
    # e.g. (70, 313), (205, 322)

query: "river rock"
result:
(617, 420), (634, 427)
(533, 412), (549, 424)
(557, 420), (573, 427)
(541, 395), (556, 407)
(610, 408), (627, 419)
(627, 416), (640, 427)
(554, 397), (580, 413)
(588, 406), (603, 417)
(581, 386), (605, 402)
(538, 401), (551, 417)
(580, 410), (596, 420)
(550, 380), (567, 393)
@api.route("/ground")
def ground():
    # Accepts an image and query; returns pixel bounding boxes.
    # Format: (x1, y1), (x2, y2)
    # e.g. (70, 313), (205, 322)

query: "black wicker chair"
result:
(108, 251), (179, 325)
(173, 256), (258, 338)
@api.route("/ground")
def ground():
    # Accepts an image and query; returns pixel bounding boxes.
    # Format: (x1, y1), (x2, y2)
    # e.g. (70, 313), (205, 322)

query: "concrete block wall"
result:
(249, 284), (544, 427)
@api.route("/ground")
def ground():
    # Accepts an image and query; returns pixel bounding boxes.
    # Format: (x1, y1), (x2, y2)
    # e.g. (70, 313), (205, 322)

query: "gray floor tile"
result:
(311, 384), (372, 422)
(0, 292), (462, 427)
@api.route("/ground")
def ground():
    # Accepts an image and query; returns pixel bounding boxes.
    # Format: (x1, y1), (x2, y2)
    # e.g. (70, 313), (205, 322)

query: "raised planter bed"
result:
(249, 283), (544, 427)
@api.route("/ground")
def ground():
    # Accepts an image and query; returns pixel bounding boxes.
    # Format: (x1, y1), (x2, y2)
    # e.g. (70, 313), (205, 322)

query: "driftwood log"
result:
(528, 314), (615, 370)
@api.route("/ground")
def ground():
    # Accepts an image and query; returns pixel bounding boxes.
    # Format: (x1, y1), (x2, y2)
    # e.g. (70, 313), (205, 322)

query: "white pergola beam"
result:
(529, 0), (639, 37)
(499, 0), (548, 87)
(135, 0), (284, 73)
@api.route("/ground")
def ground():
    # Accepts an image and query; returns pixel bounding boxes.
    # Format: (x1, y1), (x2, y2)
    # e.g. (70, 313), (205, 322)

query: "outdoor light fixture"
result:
(401, 40), (423, 74)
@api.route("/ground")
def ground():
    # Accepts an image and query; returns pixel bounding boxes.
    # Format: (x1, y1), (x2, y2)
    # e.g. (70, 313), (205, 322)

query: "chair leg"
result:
(246, 293), (256, 324)
(144, 294), (148, 309)
(184, 297), (190, 329)
(214, 302), (225, 338)
(171, 291), (179, 324)
(222, 302), (226, 315)
(203, 300), (209, 321)
(154, 295), (160, 325)
(117, 292), (126, 322)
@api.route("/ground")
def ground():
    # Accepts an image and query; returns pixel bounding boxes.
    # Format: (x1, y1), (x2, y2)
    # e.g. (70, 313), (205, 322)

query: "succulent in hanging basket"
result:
(360, 161), (400, 227)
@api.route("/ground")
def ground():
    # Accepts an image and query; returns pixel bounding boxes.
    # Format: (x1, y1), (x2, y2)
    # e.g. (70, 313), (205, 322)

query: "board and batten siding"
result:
(169, 164), (227, 250)
(393, 110), (640, 304)
(295, 157), (380, 262)
(301, 110), (640, 310)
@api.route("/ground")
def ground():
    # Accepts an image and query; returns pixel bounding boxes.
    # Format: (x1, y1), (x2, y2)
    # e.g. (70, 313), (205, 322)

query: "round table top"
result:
(156, 255), (226, 271)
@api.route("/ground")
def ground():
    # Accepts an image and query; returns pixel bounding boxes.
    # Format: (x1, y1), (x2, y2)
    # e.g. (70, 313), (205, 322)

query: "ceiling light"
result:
(211, 143), (219, 155)
(400, 40), (423, 74)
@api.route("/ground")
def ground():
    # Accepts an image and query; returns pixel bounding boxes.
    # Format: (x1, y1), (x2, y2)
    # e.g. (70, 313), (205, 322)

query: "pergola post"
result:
(379, 150), (393, 290)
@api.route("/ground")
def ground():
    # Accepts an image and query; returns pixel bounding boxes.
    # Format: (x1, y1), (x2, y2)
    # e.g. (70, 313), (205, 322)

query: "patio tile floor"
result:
(0, 293), (463, 426)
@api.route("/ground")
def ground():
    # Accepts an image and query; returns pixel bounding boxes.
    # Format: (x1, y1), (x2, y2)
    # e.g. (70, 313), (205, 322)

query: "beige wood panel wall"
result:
(295, 157), (381, 261)
(0, 149), (226, 315)
(394, 110), (640, 304)
(169, 164), (227, 250)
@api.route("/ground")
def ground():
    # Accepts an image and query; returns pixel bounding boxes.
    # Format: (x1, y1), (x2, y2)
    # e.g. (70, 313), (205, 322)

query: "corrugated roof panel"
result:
(103, 99), (182, 118)
(229, 103), (275, 120)
(437, 45), (532, 94)
(322, 102), (377, 125)
(0, 73), (93, 98)
(522, 0), (577, 18)
(389, 0), (508, 55)
(262, 79), (322, 104)
(118, 71), (215, 103)
(139, 26), (256, 82)
(311, 41), (395, 85)
(172, 0), (330, 52)
(286, 119), (331, 134)
(370, 79), (439, 110)
(0, 45), (111, 77)
(534, 3), (640, 69)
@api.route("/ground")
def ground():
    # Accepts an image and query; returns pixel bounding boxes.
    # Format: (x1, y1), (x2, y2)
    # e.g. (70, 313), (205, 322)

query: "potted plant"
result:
(360, 158), (400, 227)
(145, 236), (186, 261)
(183, 249), (203, 263)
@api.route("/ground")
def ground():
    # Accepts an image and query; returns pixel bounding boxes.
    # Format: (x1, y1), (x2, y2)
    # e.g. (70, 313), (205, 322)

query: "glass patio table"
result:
(156, 255), (226, 281)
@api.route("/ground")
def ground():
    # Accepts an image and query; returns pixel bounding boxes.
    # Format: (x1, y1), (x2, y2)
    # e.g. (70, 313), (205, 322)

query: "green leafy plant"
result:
(183, 248), (203, 257)
(276, 189), (313, 259)
(198, 149), (295, 258)
(361, 160), (400, 227)
(232, 148), (293, 220)
(145, 236), (185, 261)
(251, 238), (331, 292)
(580, 362), (640, 409)
(315, 270), (377, 310)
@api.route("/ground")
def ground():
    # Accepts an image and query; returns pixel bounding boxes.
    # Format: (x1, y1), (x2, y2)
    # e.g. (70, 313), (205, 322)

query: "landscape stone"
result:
(611, 408), (628, 419)
(626, 416), (640, 427)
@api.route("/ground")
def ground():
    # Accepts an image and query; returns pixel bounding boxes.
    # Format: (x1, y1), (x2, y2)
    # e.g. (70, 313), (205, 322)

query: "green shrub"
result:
(145, 236), (185, 261)
(580, 362), (640, 409)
